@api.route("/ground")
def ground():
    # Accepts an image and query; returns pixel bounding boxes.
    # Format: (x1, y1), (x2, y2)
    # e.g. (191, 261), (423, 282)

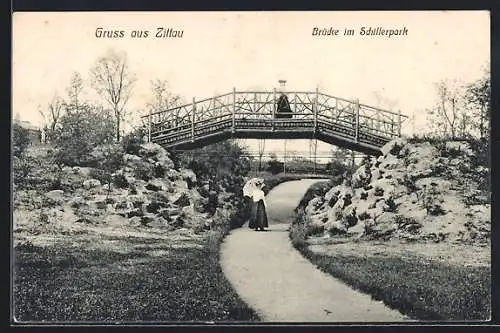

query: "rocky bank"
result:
(13, 143), (235, 244)
(301, 138), (490, 244)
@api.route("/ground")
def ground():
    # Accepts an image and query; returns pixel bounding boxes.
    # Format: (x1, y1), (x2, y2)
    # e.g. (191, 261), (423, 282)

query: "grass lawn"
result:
(294, 242), (491, 321)
(13, 229), (260, 322)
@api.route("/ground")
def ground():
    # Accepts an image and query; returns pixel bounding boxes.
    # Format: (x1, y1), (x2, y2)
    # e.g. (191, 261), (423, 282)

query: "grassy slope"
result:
(14, 231), (259, 322)
(290, 174), (491, 321)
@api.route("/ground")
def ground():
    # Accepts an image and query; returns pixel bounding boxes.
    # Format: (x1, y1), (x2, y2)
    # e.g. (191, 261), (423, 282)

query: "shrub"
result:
(358, 211), (371, 220)
(146, 200), (167, 213)
(374, 187), (384, 197)
(402, 174), (420, 194)
(52, 105), (115, 166)
(344, 210), (358, 230)
(121, 127), (147, 155)
(324, 160), (350, 177)
(395, 215), (422, 235)
(422, 184), (446, 216)
(88, 168), (108, 184)
(384, 196), (398, 212)
(290, 210), (308, 249)
(306, 224), (325, 236)
(266, 159), (284, 175)
(13, 155), (36, 188)
(439, 146), (463, 159)
(360, 192), (368, 200)
(295, 181), (330, 212)
(113, 174), (129, 189)
(153, 163), (166, 178)
(342, 193), (352, 207)
(328, 194), (338, 207)
(134, 162), (154, 181)
(13, 124), (31, 158)
(129, 184), (138, 195)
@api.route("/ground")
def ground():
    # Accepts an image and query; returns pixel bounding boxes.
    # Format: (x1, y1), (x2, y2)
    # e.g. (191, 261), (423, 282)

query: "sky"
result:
(12, 11), (490, 160)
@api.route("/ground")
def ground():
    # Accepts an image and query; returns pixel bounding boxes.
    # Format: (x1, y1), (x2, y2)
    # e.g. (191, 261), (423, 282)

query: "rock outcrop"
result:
(301, 138), (490, 244)
(14, 142), (226, 235)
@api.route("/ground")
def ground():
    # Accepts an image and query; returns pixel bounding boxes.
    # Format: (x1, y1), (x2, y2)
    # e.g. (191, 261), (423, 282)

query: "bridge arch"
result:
(142, 88), (408, 156)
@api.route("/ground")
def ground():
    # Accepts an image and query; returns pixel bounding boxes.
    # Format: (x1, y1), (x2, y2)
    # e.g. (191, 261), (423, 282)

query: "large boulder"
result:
(83, 179), (101, 190)
(380, 137), (407, 157)
(45, 190), (65, 204)
(366, 212), (397, 239)
(138, 143), (174, 169)
(324, 219), (348, 235)
(146, 179), (170, 192)
(180, 169), (197, 185)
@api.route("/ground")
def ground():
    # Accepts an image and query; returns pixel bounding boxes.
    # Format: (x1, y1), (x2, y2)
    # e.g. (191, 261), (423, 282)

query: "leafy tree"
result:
(182, 141), (250, 187)
(13, 123), (30, 157)
(52, 104), (115, 166)
(179, 141), (251, 219)
(465, 68), (490, 140)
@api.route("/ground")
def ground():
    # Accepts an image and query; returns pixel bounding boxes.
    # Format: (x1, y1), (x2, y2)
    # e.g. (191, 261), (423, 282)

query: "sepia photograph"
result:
(11, 11), (491, 323)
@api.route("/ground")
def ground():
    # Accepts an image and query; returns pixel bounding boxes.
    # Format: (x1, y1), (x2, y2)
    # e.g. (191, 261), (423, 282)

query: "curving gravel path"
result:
(220, 179), (409, 322)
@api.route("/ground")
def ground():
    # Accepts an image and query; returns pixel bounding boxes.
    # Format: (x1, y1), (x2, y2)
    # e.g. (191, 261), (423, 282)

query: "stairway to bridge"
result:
(142, 89), (408, 156)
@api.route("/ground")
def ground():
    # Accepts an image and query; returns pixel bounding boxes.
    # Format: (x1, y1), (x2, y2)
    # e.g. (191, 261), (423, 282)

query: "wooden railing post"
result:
(398, 109), (402, 137)
(376, 110), (381, 134)
(191, 97), (196, 142)
(272, 88), (276, 132)
(354, 99), (360, 142)
(232, 87), (236, 134)
(314, 87), (318, 131)
(148, 108), (152, 142)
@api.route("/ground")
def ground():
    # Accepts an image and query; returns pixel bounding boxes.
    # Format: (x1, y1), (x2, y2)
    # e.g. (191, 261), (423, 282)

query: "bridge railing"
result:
(142, 88), (408, 146)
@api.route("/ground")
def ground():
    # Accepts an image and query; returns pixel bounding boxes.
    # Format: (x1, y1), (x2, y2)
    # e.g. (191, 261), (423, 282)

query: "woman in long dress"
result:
(248, 181), (269, 231)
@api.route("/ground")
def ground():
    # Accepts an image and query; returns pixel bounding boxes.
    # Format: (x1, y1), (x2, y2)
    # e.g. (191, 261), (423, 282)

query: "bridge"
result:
(142, 88), (408, 156)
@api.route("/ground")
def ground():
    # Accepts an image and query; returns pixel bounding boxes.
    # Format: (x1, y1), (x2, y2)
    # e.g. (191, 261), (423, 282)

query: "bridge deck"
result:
(142, 89), (407, 155)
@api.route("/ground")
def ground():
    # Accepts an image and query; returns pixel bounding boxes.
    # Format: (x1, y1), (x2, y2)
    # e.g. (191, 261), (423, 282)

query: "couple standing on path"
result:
(243, 178), (269, 231)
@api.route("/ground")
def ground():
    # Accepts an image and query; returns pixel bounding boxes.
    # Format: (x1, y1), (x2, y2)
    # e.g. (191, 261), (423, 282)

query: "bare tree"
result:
(426, 80), (465, 139)
(145, 79), (184, 132)
(257, 139), (266, 172)
(147, 79), (182, 112)
(90, 49), (136, 141)
(372, 90), (399, 111)
(66, 71), (84, 111)
(39, 94), (64, 143)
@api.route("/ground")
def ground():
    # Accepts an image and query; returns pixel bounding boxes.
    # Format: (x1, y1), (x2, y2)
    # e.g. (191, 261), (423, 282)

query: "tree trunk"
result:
(479, 106), (485, 139)
(116, 114), (121, 142)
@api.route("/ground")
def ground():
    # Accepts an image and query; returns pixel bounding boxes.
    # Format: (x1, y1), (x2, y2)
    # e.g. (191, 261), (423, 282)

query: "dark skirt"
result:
(248, 200), (269, 229)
